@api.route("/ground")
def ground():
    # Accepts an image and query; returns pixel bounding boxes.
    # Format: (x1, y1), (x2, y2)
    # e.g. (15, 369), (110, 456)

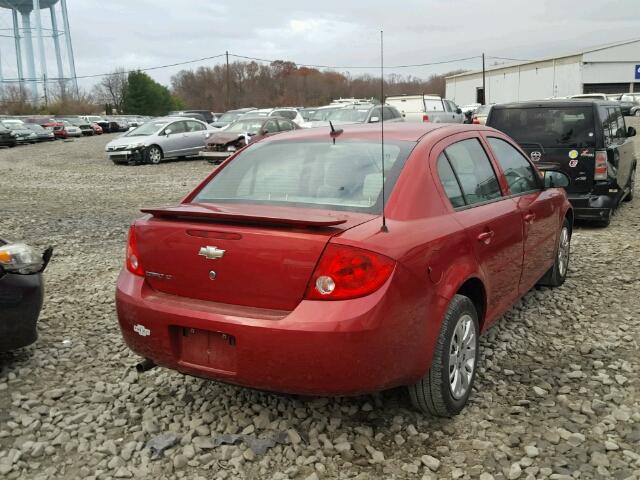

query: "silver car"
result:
(105, 117), (214, 165)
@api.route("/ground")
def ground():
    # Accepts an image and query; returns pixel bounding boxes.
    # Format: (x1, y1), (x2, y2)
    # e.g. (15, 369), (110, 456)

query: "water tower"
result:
(0, 0), (78, 103)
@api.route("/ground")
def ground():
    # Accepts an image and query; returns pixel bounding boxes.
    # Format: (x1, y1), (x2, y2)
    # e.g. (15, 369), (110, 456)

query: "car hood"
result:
(106, 135), (151, 148)
(206, 132), (252, 145)
(210, 121), (231, 129)
(10, 128), (35, 135)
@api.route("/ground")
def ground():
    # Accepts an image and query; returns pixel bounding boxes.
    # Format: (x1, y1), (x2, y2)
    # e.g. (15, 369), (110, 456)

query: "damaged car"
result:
(201, 116), (298, 164)
(105, 117), (214, 165)
(0, 240), (53, 352)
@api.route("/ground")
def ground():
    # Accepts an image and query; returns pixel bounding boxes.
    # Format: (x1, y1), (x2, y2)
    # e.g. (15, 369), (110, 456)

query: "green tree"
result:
(122, 71), (181, 116)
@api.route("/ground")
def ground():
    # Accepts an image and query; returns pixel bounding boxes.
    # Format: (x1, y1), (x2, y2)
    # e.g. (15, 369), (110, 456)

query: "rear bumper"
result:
(0, 273), (43, 352)
(115, 269), (436, 396)
(566, 193), (617, 220)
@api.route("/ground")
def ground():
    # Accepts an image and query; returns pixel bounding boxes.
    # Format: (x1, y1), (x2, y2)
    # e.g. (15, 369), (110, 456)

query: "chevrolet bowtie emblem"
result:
(198, 246), (226, 260)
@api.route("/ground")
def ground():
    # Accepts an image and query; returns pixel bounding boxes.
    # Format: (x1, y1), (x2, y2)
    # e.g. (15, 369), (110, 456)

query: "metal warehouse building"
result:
(446, 38), (640, 106)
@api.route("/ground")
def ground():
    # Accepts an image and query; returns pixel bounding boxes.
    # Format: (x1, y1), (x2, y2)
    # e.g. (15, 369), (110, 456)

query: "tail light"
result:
(305, 244), (395, 301)
(126, 225), (144, 276)
(422, 114), (430, 122)
(594, 150), (608, 181)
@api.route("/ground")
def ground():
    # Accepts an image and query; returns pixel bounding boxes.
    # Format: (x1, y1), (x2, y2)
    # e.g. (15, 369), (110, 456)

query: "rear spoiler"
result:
(140, 205), (348, 227)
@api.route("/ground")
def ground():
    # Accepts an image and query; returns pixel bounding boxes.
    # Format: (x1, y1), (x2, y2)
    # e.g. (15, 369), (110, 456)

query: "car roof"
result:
(492, 99), (619, 109)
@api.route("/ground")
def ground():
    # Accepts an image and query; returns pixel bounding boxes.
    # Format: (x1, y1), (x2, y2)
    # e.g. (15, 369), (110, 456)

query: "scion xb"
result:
(116, 123), (572, 416)
(487, 100), (637, 226)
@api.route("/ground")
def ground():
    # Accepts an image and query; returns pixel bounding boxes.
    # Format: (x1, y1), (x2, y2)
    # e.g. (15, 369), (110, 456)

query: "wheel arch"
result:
(455, 277), (487, 331)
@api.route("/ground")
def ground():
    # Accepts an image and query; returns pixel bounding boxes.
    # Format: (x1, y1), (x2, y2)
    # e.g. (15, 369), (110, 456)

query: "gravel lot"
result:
(0, 128), (639, 480)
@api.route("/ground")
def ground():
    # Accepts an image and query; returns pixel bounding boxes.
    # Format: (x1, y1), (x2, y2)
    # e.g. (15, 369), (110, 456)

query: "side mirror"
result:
(627, 126), (636, 137)
(165, 129), (172, 136)
(456, 108), (462, 114)
(369, 116), (380, 123)
(544, 170), (570, 189)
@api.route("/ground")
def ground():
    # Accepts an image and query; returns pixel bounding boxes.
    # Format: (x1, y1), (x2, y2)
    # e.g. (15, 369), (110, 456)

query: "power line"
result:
(486, 55), (534, 62)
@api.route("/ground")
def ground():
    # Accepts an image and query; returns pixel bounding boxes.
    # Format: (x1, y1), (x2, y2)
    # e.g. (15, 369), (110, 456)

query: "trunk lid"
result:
(134, 203), (376, 311)
(520, 144), (595, 194)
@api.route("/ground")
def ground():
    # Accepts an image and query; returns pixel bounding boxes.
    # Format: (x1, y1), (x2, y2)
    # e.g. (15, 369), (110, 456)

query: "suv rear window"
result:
(194, 140), (415, 213)
(489, 107), (596, 148)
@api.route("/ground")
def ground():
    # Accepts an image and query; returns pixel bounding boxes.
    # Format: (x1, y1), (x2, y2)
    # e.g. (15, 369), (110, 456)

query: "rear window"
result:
(489, 107), (596, 148)
(194, 140), (415, 213)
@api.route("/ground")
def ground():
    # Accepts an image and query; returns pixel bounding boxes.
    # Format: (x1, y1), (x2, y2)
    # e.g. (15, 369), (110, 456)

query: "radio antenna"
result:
(380, 29), (388, 232)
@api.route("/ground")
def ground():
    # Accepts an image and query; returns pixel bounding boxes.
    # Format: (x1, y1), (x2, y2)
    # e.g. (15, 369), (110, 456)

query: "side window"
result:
(186, 120), (204, 132)
(263, 120), (278, 133)
(167, 121), (186, 134)
(278, 120), (294, 131)
(437, 154), (466, 208)
(382, 107), (395, 120)
(614, 108), (626, 139)
(487, 137), (540, 194)
(371, 107), (382, 120)
(600, 107), (612, 145)
(444, 138), (502, 205)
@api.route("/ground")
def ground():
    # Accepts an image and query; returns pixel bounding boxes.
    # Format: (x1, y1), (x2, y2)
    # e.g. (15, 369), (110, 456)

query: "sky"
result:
(0, 0), (638, 91)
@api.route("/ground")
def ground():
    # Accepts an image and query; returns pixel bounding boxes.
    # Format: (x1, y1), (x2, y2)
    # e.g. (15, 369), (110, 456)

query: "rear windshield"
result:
(194, 140), (415, 213)
(489, 107), (596, 148)
(310, 108), (343, 121)
(327, 108), (371, 123)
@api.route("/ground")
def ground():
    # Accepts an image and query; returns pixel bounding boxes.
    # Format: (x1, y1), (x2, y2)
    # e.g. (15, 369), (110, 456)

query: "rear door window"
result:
(489, 107), (596, 148)
(444, 138), (502, 205)
(487, 138), (540, 195)
(437, 154), (466, 208)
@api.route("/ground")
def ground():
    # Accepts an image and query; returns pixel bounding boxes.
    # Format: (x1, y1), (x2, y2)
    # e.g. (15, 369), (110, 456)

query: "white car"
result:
(61, 120), (82, 138)
(269, 108), (306, 127)
(104, 117), (214, 165)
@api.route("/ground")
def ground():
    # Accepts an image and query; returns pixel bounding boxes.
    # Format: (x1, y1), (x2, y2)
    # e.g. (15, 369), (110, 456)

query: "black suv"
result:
(487, 100), (637, 226)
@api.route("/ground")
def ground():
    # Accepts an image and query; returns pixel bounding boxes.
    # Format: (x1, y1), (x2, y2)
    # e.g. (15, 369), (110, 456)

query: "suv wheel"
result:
(624, 167), (635, 202)
(408, 295), (479, 417)
(539, 219), (571, 287)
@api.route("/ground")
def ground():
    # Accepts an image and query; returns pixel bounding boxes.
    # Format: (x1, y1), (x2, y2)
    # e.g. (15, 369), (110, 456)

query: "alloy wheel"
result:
(448, 314), (476, 400)
(557, 226), (570, 277)
(148, 147), (161, 164)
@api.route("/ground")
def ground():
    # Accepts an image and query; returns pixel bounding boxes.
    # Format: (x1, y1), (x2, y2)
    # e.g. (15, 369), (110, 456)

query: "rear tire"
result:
(624, 167), (635, 202)
(408, 295), (479, 417)
(538, 219), (571, 287)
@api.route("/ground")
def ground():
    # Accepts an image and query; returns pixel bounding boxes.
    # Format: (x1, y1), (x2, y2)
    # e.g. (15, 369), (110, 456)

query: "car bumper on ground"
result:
(0, 272), (44, 352)
(567, 193), (618, 220)
(116, 268), (436, 396)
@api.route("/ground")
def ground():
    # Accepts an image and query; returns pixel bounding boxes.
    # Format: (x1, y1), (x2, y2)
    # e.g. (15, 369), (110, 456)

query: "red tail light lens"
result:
(422, 114), (430, 122)
(126, 225), (144, 276)
(594, 150), (608, 180)
(305, 244), (395, 301)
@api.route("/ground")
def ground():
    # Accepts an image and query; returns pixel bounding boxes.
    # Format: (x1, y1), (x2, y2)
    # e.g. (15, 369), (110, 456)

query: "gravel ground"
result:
(0, 129), (639, 480)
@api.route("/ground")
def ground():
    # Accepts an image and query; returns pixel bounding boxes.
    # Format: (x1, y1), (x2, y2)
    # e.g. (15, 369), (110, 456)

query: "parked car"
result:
(323, 104), (404, 126)
(303, 105), (348, 127)
(210, 108), (257, 129)
(0, 239), (52, 352)
(24, 123), (55, 142)
(1, 119), (38, 144)
(0, 125), (17, 147)
(82, 115), (111, 133)
(487, 100), (637, 226)
(105, 117), (213, 165)
(26, 117), (68, 139)
(169, 110), (216, 124)
(386, 94), (465, 123)
(472, 104), (493, 125)
(201, 115), (299, 163)
(61, 120), (83, 138)
(59, 117), (94, 136)
(269, 108), (306, 126)
(116, 122), (573, 417)
(90, 123), (104, 135)
(299, 108), (318, 122)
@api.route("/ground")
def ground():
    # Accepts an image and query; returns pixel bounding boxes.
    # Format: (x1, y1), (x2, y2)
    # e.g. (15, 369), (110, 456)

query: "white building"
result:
(446, 38), (640, 106)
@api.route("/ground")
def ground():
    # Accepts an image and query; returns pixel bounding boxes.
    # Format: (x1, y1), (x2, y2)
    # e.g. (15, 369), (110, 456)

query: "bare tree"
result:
(92, 68), (128, 113)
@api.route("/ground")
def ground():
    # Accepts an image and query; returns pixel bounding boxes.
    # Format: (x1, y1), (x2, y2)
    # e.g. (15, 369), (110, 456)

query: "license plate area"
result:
(174, 327), (237, 373)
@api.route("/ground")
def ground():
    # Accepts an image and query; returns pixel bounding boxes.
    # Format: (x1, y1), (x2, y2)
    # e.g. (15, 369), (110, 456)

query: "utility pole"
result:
(225, 50), (230, 110)
(482, 53), (486, 105)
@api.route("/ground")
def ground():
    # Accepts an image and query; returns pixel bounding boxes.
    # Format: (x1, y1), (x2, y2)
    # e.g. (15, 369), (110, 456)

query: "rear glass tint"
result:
(489, 106), (596, 148)
(194, 140), (415, 213)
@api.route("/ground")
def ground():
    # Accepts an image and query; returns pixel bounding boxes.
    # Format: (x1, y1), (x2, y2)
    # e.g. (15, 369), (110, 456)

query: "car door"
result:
(484, 135), (558, 292)
(185, 120), (209, 155)
(607, 107), (634, 197)
(435, 135), (524, 321)
(162, 120), (189, 156)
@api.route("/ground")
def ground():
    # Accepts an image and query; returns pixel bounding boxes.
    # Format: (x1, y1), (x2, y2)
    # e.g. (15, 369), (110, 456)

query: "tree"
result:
(122, 71), (182, 116)
(92, 68), (128, 113)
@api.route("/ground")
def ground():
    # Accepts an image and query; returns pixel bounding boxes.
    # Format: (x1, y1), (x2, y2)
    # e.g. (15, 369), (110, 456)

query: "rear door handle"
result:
(477, 230), (495, 244)
(524, 212), (536, 223)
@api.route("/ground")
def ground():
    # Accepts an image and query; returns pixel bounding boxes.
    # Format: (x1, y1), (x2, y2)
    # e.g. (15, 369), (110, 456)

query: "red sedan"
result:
(116, 123), (572, 416)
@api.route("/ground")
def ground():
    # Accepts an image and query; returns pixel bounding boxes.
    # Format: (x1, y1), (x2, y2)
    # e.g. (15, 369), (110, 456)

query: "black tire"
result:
(538, 218), (571, 287)
(624, 168), (635, 202)
(408, 294), (479, 417)
(144, 145), (163, 165)
(593, 208), (612, 228)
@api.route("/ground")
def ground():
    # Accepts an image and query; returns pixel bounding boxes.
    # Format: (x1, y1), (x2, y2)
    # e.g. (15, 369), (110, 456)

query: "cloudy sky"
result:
(0, 0), (638, 90)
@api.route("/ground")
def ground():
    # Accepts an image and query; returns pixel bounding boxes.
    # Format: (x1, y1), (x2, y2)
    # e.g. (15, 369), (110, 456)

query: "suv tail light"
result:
(422, 114), (430, 122)
(126, 225), (144, 276)
(594, 150), (608, 181)
(305, 244), (395, 301)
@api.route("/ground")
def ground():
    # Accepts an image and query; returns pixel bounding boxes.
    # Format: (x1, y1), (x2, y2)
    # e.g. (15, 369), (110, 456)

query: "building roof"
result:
(446, 37), (640, 80)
